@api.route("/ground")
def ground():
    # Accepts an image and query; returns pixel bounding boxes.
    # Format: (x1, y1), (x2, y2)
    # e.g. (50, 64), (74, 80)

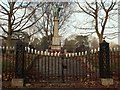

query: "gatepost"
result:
(99, 40), (113, 86)
(11, 40), (25, 87)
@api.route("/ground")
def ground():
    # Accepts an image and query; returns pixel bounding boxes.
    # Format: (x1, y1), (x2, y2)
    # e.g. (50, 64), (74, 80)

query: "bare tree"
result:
(0, 1), (44, 47)
(29, 2), (74, 48)
(31, 2), (74, 37)
(76, 0), (117, 43)
(63, 35), (89, 52)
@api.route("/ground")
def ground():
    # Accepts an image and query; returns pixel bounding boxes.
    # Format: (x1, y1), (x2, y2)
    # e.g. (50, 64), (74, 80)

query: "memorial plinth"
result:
(51, 17), (61, 50)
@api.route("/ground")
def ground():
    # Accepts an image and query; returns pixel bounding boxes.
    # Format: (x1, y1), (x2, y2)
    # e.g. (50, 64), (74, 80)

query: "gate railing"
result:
(1, 45), (120, 82)
(24, 47), (37, 72)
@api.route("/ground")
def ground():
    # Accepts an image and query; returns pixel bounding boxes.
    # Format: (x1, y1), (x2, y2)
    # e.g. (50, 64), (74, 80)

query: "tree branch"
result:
(94, 1), (100, 38)
(14, 13), (44, 32)
(0, 10), (8, 15)
(0, 24), (8, 34)
(0, 35), (7, 39)
(0, 17), (8, 21)
(108, 2), (116, 11)
(101, 1), (107, 12)
(86, 2), (95, 11)
(13, 5), (27, 29)
(0, 4), (9, 13)
(76, 2), (95, 18)
(101, 12), (109, 35)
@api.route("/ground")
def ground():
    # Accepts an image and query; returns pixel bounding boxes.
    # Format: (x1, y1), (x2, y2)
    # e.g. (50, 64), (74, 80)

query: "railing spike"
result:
(117, 47), (119, 51)
(85, 51), (88, 55)
(75, 53), (77, 56)
(44, 51), (47, 55)
(110, 47), (112, 51)
(25, 47), (27, 51)
(28, 47), (30, 53)
(54, 52), (57, 56)
(6, 46), (8, 50)
(69, 53), (71, 57)
(72, 53), (74, 57)
(82, 52), (84, 55)
(66, 53), (68, 57)
(48, 52), (50, 56)
(31, 48), (33, 53)
(51, 53), (53, 56)
(94, 49), (97, 53)
(91, 49), (93, 53)
(37, 51), (40, 54)
(58, 52), (60, 56)
(2, 46), (5, 50)
(113, 47), (115, 51)
(98, 47), (100, 51)
(41, 51), (43, 55)
(35, 49), (37, 54)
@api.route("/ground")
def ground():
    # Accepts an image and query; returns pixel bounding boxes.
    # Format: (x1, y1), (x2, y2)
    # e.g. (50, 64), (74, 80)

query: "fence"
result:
(1, 45), (120, 83)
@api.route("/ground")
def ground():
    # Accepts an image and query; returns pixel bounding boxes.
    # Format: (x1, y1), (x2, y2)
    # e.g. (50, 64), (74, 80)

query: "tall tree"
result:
(76, 0), (117, 43)
(63, 39), (76, 52)
(39, 35), (52, 51)
(31, 2), (74, 39)
(28, 2), (74, 49)
(63, 35), (89, 52)
(0, 1), (44, 47)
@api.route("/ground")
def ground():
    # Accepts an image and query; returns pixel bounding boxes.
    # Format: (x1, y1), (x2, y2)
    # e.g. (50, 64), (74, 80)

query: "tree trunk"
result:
(6, 34), (12, 53)
(99, 34), (103, 44)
